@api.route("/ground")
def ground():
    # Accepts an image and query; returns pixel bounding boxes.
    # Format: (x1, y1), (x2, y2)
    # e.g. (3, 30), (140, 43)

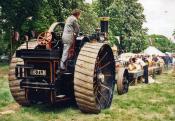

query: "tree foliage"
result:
(0, 0), (42, 31)
(94, 0), (146, 53)
(79, 4), (98, 34)
(173, 30), (175, 37)
(0, 0), (174, 56)
(0, 0), (50, 54)
(48, 0), (84, 21)
(147, 34), (175, 53)
(93, 0), (114, 16)
(0, 0), (98, 54)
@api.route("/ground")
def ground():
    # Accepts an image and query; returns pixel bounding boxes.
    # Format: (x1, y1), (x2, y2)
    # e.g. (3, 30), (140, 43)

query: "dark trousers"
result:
(143, 65), (148, 84)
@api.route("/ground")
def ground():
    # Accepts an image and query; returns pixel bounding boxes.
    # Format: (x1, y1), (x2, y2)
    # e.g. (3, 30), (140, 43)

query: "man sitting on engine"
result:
(60, 9), (81, 70)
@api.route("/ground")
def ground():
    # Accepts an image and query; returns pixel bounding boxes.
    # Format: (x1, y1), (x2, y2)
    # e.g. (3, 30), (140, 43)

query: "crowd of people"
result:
(128, 55), (166, 71)
(126, 54), (173, 84)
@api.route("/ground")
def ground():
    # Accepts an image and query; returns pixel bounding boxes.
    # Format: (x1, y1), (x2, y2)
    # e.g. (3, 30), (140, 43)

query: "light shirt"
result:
(62, 15), (80, 44)
(136, 58), (146, 67)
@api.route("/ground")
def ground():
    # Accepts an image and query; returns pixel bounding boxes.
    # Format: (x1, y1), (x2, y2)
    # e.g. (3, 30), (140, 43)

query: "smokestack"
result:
(100, 17), (109, 33)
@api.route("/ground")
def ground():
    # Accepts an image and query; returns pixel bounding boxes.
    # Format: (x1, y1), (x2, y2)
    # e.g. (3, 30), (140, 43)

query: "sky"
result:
(139, 0), (175, 40)
(85, 0), (175, 40)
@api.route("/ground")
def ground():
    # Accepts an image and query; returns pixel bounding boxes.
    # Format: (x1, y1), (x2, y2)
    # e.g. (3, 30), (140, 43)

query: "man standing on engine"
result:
(60, 9), (81, 70)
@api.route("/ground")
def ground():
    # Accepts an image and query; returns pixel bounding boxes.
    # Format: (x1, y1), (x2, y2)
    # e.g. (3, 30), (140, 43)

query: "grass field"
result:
(0, 63), (175, 121)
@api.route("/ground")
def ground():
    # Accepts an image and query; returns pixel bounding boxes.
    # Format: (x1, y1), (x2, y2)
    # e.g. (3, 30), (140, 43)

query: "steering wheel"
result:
(37, 32), (52, 46)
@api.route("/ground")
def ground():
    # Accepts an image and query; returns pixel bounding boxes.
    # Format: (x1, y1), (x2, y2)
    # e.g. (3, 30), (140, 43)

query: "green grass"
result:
(0, 64), (175, 121)
(0, 62), (9, 73)
(0, 63), (13, 109)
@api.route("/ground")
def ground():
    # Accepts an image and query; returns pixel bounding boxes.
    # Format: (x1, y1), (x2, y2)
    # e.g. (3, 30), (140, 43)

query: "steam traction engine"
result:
(8, 17), (119, 113)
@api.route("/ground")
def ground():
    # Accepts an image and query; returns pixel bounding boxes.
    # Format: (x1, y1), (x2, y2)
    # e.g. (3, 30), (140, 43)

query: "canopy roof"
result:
(144, 46), (165, 56)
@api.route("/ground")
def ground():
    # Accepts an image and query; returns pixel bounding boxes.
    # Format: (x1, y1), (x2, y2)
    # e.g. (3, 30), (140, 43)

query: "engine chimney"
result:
(100, 17), (109, 33)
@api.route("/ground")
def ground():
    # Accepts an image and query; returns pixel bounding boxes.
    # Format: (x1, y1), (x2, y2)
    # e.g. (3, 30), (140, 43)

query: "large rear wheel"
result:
(8, 40), (38, 106)
(74, 43), (115, 113)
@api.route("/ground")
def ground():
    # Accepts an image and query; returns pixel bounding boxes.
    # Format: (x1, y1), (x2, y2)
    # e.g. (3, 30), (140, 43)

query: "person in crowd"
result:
(163, 54), (170, 70)
(157, 56), (165, 67)
(152, 55), (158, 63)
(142, 56), (149, 84)
(128, 58), (137, 71)
(147, 55), (153, 67)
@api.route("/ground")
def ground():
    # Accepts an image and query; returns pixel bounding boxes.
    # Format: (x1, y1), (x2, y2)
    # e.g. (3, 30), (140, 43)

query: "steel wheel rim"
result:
(94, 45), (115, 109)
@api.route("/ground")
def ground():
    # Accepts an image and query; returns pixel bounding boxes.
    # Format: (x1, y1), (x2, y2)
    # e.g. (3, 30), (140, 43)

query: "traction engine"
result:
(9, 17), (117, 113)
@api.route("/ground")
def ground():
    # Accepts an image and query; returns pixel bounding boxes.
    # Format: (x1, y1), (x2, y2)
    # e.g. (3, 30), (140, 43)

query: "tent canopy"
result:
(144, 46), (165, 56)
(165, 52), (172, 56)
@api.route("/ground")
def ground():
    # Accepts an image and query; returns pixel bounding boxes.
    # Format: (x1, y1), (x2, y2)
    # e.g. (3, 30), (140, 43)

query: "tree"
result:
(48, 0), (84, 21)
(79, 3), (98, 34)
(0, 0), (98, 55)
(108, 0), (146, 52)
(0, 0), (42, 31)
(0, 0), (52, 54)
(93, 0), (146, 53)
(93, 0), (114, 16)
(173, 29), (175, 38)
(147, 34), (175, 52)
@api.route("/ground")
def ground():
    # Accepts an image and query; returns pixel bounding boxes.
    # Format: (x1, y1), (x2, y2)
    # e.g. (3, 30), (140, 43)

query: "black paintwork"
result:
(15, 31), (106, 103)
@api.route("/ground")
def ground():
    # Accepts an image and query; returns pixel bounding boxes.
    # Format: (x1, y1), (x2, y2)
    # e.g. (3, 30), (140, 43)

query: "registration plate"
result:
(30, 69), (46, 76)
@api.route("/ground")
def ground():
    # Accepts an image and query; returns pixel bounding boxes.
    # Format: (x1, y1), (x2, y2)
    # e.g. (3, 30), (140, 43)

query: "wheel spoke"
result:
(44, 32), (47, 37)
(45, 39), (49, 42)
(47, 34), (52, 38)
(38, 39), (43, 42)
(97, 52), (108, 65)
(97, 90), (108, 106)
(48, 32), (51, 36)
(96, 95), (102, 108)
(38, 36), (44, 40)
(99, 61), (111, 70)
(43, 37), (47, 41)
(103, 73), (112, 77)
(100, 83), (112, 99)
(94, 81), (104, 108)
(100, 80), (113, 103)
(100, 83), (112, 93)
(94, 84), (99, 94)
(94, 82), (108, 108)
